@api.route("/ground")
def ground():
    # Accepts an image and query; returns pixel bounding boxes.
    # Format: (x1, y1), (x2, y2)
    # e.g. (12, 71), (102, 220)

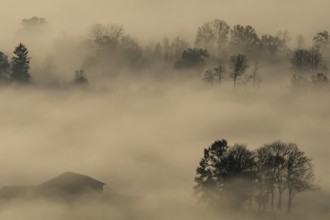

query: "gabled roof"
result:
(40, 172), (106, 187)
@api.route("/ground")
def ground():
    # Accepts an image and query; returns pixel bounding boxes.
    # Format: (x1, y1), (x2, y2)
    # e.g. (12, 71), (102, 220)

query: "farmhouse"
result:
(0, 172), (106, 199)
(40, 171), (106, 195)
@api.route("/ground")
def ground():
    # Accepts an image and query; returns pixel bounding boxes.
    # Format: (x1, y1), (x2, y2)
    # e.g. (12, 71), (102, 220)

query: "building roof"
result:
(40, 172), (106, 187)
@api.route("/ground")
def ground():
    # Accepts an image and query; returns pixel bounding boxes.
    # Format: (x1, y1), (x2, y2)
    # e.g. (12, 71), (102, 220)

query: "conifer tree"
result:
(10, 43), (31, 83)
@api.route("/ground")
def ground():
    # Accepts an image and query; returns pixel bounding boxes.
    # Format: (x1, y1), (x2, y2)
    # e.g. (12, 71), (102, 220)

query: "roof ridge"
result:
(40, 172), (106, 186)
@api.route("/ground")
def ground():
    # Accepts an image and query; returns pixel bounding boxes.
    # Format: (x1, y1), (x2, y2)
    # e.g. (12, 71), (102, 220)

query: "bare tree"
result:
(229, 54), (249, 87)
(247, 62), (262, 88)
(203, 69), (215, 86)
(214, 62), (226, 86)
(290, 49), (310, 74)
(276, 30), (292, 46)
(256, 141), (315, 212)
(256, 141), (289, 211)
(203, 62), (226, 87)
(313, 30), (329, 53)
(308, 48), (322, 73)
(195, 19), (230, 57)
(89, 23), (124, 47)
(286, 143), (314, 213)
(229, 25), (260, 56)
(260, 35), (286, 57)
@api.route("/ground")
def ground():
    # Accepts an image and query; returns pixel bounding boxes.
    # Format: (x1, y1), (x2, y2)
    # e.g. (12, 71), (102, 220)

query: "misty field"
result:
(0, 82), (329, 219)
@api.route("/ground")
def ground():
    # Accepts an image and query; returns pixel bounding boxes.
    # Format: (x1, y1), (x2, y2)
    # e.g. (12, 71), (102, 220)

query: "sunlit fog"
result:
(0, 0), (329, 219)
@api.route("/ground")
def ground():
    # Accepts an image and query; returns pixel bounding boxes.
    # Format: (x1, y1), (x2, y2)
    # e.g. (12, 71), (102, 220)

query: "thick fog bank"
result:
(0, 83), (329, 219)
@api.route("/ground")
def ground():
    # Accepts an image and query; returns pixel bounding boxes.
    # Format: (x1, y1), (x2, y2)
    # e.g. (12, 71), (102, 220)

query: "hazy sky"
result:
(2, 0), (330, 43)
(1, 2), (330, 219)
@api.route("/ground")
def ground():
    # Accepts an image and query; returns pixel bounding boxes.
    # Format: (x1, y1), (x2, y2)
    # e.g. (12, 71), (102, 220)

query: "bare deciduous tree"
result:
(229, 54), (249, 87)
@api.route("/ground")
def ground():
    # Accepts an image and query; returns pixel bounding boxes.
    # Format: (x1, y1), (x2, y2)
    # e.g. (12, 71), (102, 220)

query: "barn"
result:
(39, 172), (106, 195)
(0, 172), (106, 199)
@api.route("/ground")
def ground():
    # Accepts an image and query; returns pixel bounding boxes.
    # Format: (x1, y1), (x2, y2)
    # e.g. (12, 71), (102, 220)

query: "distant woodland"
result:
(0, 17), (329, 90)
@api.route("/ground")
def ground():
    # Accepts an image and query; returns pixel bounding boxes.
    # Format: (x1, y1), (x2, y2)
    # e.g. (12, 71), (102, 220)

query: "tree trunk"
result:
(278, 190), (282, 211)
(271, 186), (274, 211)
(288, 190), (293, 213)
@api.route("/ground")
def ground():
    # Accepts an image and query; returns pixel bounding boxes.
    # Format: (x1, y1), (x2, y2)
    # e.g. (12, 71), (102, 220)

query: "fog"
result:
(0, 82), (329, 219)
(1, 0), (330, 219)
(2, 0), (330, 44)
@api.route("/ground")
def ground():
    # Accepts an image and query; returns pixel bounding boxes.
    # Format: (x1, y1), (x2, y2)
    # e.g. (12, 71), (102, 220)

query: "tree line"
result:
(194, 139), (315, 212)
(1, 16), (330, 89)
(0, 43), (88, 87)
(0, 43), (31, 84)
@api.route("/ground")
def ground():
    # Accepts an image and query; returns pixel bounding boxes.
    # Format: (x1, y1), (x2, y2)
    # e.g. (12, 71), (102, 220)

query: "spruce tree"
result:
(10, 43), (31, 83)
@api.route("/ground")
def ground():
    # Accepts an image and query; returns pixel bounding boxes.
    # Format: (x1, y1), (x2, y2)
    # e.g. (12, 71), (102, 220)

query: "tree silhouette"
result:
(290, 49), (310, 74)
(260, 35), (286, 57)
(203, 69), (215, 86)
(10, 43), (31, 83)
(286, 143), (314, 212)
(247, 62), (262, 88)
(174, 48), (209, 70)
(313, 30), (329, 53)
(311, 72), (329, 87)
(194, 139), (229, 206)
(194, 140), (256, 209)
(20, 16), (48, 32)
(229, 25), (260, 56)
(195, 139), (315, 212)
(214, 62), (226, 86)
(90, 23), (124, 48)
(229, 54), (249, 87)
(256, 141), (315, 212)
(0, 52), (10, 81)
(195, 19), (230, 58)
(223, 144), (256, 209)
(256, 141), (289, 211)
(203, 62), (226, 86)
(73, 69), (89, 86)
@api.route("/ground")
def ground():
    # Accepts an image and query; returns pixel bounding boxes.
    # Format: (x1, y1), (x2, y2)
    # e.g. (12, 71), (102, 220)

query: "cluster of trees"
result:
(84, 18), (294, 81)
(194, 139), (315, 212)
(0, 43), (88, 87)
(202, 54), (261, 87)
(289, 32), (330, 90)
(178, 19), (330, 89)
(0, 43), (31, 84)
(194, 19), (289, 62)
(3, 16), (330, 90)
(86, 23), (191, 73)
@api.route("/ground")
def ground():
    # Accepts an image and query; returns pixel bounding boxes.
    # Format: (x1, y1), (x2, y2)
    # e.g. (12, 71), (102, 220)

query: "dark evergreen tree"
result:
(10, 43), (31, 83)
(194, 140), (256, 209)
(194, 139), (229, 206)
(0, 52), (10, 80)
